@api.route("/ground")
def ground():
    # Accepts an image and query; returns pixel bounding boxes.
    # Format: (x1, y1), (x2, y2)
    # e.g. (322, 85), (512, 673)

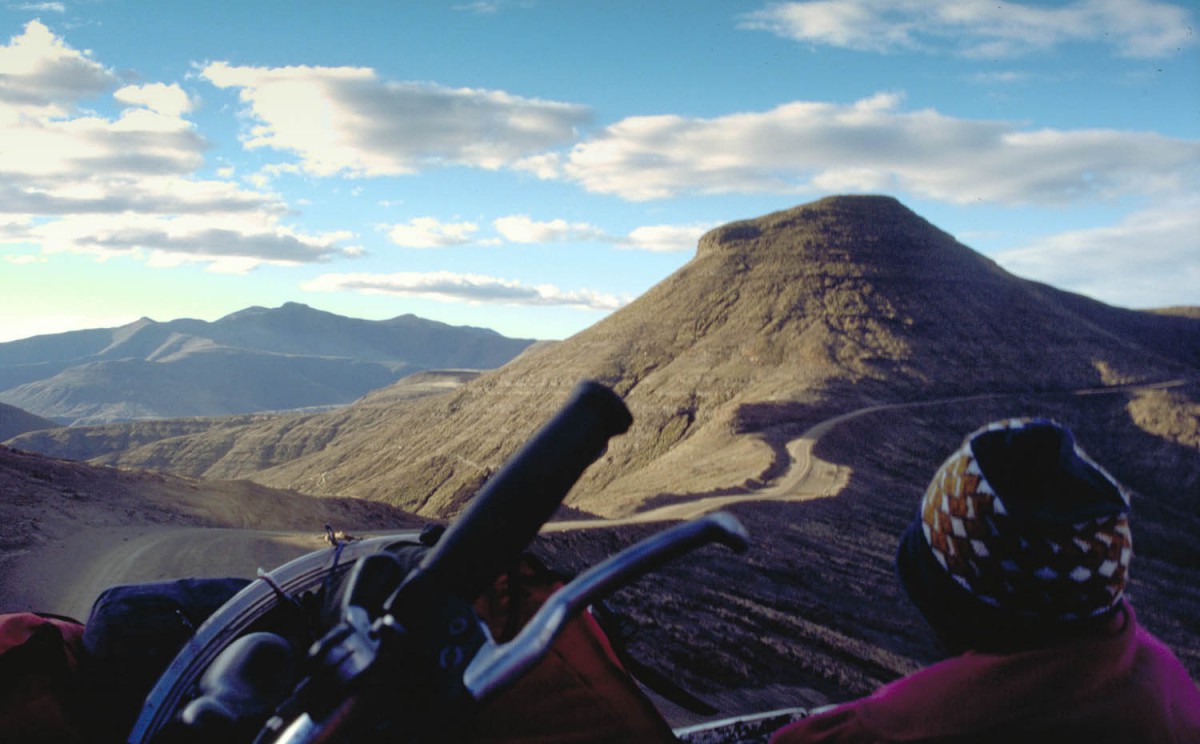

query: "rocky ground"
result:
(2, 381), (1197, 731)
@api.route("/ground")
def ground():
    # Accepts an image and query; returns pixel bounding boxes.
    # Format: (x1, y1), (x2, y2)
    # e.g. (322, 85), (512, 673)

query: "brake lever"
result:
(462, 511), (750, 701)
(256, 513), (748, 744)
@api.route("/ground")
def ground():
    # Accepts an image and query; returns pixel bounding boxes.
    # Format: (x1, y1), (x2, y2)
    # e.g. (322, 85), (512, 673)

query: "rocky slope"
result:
(129, 195), (1194, 517)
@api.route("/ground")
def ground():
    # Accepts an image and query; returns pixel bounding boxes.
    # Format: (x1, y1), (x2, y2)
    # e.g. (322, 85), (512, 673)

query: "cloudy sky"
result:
(1, 1), (1197, 342)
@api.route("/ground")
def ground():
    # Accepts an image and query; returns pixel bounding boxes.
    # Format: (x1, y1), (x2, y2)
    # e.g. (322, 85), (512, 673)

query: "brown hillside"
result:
(586, 381), (1200, 717)
(0, 444), (419, 552)
(0, 443), (423, 612)
(7, 370), (481, 477)
(0, 402), (58, 441)
(239, 195), (1195, 516)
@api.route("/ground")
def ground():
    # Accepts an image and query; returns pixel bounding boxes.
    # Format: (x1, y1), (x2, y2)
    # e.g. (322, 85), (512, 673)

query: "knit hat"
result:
(904, 418), (1132, 623)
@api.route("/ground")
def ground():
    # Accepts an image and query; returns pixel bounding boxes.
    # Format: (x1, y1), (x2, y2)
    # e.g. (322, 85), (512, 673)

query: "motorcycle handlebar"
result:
(387, 380), (632, 613)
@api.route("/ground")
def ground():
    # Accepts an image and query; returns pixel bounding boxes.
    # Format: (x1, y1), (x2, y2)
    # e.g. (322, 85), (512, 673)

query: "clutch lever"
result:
(463, 511), (750, 701)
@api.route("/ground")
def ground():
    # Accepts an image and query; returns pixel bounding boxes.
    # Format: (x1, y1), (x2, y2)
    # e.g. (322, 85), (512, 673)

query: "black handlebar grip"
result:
(177, 632), (297, 734)
(391, 380), (632, 610)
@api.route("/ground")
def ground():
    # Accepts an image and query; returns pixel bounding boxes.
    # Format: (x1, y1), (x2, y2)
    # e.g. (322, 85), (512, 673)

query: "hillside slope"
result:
(6, 370), (480, 477)
(0, 304), (533, 425)
(0, 402), (58, 441)
(261, 196), (1196, 515)
(82, 195), (1194, 517)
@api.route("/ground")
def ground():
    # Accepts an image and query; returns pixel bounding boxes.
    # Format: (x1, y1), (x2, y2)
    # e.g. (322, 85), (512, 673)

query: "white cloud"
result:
(452, 1), (533, 14)
(16, 212), (354, 270)
(0, 105), (205, 179)
(994, 197), (1200, 308)
(0, 176), (274, 216)
(488, 214), (708, 251)
(0, 20), (114, 110)
(970, 71), (1028, 84)
(201, 61), (590, 177)
(303, 271), (626, 311)
(493, 214), (606, 243)
(623, 223), (712, 252)
(11, 3), (65, 12)
(512, 152), (563, 179)
(741, 0), (1197, 58)
(0, 22), (359, 271)
(453, 1), (503, 13)
(114, 82), (193, 117)
(386, 217), (479, 248)
(558, 92), (1200, 204)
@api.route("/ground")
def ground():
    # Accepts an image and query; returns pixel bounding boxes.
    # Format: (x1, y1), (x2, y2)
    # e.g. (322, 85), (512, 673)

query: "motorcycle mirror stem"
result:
(463, 511), (750, 701)
(258, 512), (749, 744)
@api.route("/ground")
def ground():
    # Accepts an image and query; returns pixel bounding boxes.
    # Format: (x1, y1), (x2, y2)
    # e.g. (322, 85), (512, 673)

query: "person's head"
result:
(895, 418), (1133, 654)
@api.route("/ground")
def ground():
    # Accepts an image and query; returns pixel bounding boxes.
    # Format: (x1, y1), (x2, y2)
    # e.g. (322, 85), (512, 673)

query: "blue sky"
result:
(1, 0), (1197, 342)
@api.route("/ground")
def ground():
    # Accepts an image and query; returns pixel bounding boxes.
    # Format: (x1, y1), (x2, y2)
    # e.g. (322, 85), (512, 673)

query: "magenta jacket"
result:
(771, 603), (1200, 743)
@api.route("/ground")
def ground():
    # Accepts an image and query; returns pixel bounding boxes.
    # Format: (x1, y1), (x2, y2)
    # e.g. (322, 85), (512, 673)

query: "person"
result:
(771, 418), (1200, 743)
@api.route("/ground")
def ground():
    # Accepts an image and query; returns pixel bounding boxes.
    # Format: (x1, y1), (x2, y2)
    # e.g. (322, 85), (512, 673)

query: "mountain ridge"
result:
(0, 304), (535, 424)
(39, 195), (1194, 516)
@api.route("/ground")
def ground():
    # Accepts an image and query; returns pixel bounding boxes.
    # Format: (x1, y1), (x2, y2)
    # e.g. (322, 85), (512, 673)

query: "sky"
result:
(0, 0), (1197, 343)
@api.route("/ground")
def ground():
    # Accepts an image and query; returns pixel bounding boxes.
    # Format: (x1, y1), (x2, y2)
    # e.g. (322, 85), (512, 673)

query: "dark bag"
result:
(80, 577), (251, 741)
(0, 612), (87, 743)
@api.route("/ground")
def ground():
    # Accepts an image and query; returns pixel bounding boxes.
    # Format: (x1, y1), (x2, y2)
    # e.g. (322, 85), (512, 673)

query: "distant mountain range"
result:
(0, 304), (534, 426)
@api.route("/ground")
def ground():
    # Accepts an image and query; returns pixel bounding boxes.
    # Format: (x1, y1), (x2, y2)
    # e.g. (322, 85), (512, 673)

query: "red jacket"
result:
(771, 603), (1200, 743)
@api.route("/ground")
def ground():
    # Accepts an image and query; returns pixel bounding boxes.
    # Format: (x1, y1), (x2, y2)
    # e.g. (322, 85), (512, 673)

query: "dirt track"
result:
(562, 382), (1189, 526)
(8, 526), (327, 620)
(14, 380), (1186, 620)
(4, 395), (851, 617)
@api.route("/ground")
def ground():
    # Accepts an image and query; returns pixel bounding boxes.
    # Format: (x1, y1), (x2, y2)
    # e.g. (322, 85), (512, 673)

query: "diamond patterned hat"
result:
(918, 418), (1133, 621)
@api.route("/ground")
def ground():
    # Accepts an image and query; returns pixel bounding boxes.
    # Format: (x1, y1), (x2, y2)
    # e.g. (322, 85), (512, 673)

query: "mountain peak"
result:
(697, 194), (948, 261)
(576, 194), (1188, 410)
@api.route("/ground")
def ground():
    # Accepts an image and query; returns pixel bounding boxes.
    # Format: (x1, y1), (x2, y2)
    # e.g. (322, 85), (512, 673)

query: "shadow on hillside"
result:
(797, 384), (1200, 671)
(578, 383), (1200, 716)
(632, 401), (848, 514)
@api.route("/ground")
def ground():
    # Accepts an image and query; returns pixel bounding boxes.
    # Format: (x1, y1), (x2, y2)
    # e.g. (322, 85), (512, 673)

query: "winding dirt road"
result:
(16, 379), (1188, 619)
(555, 394), (997, 527)
(618, 380), (1186, 524)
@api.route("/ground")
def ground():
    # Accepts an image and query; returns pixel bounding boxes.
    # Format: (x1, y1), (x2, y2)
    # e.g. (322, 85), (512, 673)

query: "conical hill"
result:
(240, 195), (1194, 516)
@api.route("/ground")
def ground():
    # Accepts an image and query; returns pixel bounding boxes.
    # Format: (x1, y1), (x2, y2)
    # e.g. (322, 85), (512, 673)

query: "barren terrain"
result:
(2, 197), (1197, 730)
(3, 378), (1196, 729)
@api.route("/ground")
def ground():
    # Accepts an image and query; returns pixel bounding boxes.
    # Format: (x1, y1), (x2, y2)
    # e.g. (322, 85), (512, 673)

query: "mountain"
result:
(26, 197), (1197, 514)
(0, 304), (534, 425)
(3, 195), (1197, 712)
(8, 369), (481, 477)
(0, 402), (59, 441)
(99, 195), (1189, 517)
